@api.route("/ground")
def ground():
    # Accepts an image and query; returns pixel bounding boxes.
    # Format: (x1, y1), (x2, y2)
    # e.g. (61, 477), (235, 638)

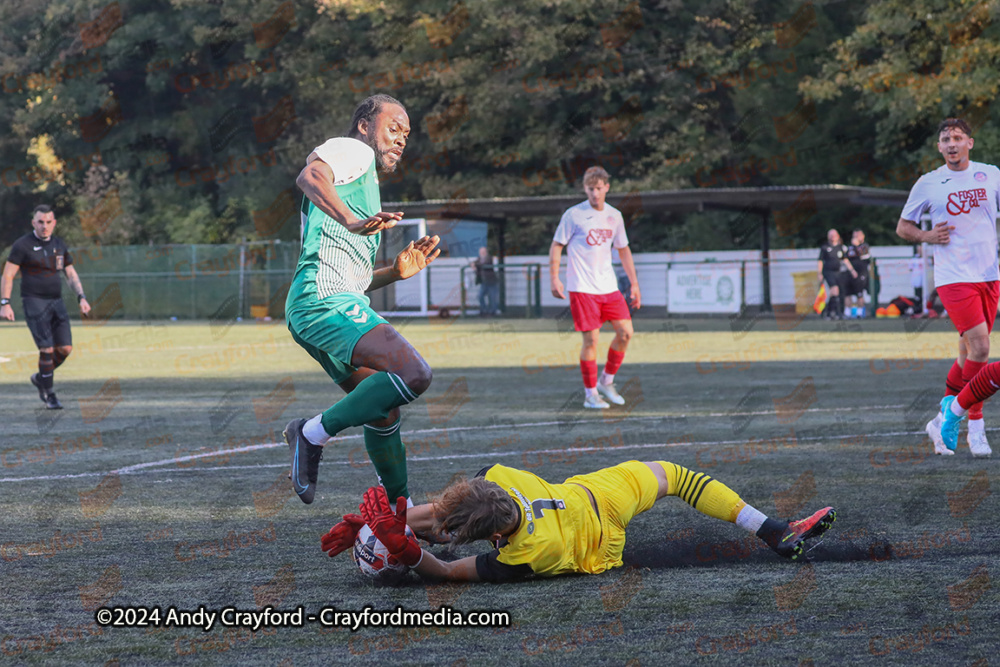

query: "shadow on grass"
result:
(622, 538), (884, 569)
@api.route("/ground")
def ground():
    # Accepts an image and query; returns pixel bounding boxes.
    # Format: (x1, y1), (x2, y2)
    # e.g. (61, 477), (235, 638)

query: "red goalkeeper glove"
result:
(320, 514), (365, 558)
(359, 486), (423, 567)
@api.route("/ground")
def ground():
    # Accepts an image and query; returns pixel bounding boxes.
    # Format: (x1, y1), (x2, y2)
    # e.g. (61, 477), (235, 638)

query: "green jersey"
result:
(288, 137), (382, 305)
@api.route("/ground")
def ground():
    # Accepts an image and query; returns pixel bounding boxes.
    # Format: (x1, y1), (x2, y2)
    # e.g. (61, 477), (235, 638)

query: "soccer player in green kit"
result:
(284, 94), (440, 506)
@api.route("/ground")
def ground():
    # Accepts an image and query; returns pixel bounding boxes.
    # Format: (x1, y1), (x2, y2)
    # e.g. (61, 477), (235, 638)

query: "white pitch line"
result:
(401, 403), (906, 436)
(0, 425), (938, 483)
(0, 403), (905, 441)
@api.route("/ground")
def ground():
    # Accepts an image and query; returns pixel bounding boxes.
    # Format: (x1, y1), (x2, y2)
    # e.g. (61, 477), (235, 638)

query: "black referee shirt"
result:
(818, 243), (848, 273)
(846, 242), (871, 276)
(6, 233), (73, 299)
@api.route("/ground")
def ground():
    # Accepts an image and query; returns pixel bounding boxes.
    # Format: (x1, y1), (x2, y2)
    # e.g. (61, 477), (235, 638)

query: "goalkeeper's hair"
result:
(937, 117), (973, 137)
(432, 478), (520, 544)
(348, 94), (406, 138)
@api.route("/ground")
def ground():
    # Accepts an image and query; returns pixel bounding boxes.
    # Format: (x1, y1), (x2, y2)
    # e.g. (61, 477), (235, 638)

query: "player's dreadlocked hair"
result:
(938, 117), (973, 137)
(432, 477), (520, 545)
(348, 94), (406, 138)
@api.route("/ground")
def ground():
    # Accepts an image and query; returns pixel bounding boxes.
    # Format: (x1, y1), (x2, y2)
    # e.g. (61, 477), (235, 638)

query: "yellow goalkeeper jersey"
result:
(482, 464), (604, 577)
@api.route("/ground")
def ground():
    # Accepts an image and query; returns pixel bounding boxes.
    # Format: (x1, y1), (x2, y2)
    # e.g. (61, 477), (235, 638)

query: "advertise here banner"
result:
(668, 265), (742, 314)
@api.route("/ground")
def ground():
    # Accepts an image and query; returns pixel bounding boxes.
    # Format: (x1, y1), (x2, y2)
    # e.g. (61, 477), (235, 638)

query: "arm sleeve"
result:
(900, 178), (929, 223)
(7, 241), (25, 266)
(475, 550), (534, 583)
(310, 138), (375, 186)
(63, 245), (74, 267)
(552, 210), (574, 245)
(994, 167), (1000, 209)
(612, 212), (629, 249)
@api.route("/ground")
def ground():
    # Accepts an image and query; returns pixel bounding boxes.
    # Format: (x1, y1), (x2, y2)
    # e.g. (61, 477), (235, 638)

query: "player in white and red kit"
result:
(549, 167), (640, 409)
(896, 118), (999, 458)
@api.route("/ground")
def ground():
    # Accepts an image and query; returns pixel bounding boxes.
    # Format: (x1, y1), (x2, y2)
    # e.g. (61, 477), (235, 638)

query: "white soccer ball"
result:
(352, 523), (414, 582)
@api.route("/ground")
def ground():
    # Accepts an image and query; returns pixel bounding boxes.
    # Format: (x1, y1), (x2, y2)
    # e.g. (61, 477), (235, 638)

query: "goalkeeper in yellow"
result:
(321, 460), (836, 582)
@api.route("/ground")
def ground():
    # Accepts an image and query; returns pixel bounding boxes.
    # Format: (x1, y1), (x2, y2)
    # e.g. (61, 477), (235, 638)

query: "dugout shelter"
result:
(386, 184), (911, 312)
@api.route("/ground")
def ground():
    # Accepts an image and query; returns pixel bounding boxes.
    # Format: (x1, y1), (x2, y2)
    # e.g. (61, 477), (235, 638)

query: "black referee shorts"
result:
(821, 270), (842, 290)
(846, 273), (869, 297)
(23, 297), (72, 349)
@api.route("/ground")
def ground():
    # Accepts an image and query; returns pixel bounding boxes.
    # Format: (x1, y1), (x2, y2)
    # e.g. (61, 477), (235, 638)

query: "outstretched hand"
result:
(359, 486), (423, 567)
(394, 235), (441, 280)
(320, 513), (366, 558)
(345, 211), (404, 236)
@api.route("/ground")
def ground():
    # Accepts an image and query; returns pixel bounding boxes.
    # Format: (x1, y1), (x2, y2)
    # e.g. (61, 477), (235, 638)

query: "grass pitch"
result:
(0, 315), (996, 666)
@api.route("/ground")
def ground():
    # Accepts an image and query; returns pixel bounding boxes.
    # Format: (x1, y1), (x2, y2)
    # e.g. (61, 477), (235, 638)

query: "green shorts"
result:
(286, 292), (387, 384)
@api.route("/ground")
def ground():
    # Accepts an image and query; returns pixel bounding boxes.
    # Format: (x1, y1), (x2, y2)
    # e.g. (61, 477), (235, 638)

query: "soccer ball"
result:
(352, 523), (414, 581)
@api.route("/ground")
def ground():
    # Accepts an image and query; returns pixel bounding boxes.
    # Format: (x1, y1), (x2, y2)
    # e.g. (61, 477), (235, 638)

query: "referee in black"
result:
(1, 205), (91, 409)
(816, 228), (856, 320)
(845, 228), (871, 318)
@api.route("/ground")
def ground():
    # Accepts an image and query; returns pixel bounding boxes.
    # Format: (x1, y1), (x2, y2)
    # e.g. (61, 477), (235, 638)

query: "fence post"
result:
(665, 262), (671, 316)
(871, 258), (880, 313)
(534, 264), (542, 317)
(499, 263), (506, 315)
(190, 245), (196, 320)
(460, 265), (467, 318)
(740, 260), (746, 312)
(524, 264), (532, 320)
(426, 264), (433, 316)
(238, 243), (246, 319)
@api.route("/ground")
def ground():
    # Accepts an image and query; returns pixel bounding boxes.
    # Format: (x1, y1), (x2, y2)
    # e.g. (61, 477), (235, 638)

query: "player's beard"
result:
(364, 135), (400, 173)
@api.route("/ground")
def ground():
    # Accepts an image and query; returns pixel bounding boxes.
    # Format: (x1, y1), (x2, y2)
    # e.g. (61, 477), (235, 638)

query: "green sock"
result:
(364, 419), (409, 501)
(320, 372), (417, 436)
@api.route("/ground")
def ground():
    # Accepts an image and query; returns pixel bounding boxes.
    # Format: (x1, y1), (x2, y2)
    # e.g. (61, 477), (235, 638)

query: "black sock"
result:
(53, 350), (68, 369)
(756, 518), (789, 548)
(39, 352), (55, 393)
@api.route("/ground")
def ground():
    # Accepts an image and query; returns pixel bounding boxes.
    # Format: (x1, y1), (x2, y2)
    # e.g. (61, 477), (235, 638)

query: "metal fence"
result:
(4, 242), (902, 321)
(59, 242), (300, 321)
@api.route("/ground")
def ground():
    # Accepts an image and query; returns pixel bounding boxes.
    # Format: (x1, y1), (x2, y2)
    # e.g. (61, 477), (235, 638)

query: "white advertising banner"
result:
(668, 265), (742, 314)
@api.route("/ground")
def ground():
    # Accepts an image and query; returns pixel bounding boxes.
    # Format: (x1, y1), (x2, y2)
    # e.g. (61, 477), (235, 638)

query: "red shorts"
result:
(569, 291), (631, 332)
(936, 281), (1000, 335)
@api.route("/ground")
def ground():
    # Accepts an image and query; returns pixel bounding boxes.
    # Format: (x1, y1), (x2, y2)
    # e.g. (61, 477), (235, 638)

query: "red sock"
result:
(580, 359), (598, 389)
(958, 360), (1000, 415)
(605, 348), (625, 376)
(962, 359), (988, 419)
(945, 360), (964, 396)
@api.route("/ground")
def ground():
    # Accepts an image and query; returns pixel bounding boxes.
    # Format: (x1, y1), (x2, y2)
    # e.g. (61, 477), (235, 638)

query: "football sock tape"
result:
(38, 351), (55, 392)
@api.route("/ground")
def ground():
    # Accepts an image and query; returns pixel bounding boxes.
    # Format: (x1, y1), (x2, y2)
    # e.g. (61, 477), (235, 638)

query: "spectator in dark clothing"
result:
(472, 246), (500, 316)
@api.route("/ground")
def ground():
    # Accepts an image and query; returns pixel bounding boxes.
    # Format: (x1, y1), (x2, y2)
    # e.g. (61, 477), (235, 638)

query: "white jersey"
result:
(553, 201), (629, 294)
(901, 161), (1000, 286)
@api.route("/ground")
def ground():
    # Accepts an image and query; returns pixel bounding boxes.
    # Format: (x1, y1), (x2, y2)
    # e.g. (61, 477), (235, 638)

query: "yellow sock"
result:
(657, 461), (746, 523)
